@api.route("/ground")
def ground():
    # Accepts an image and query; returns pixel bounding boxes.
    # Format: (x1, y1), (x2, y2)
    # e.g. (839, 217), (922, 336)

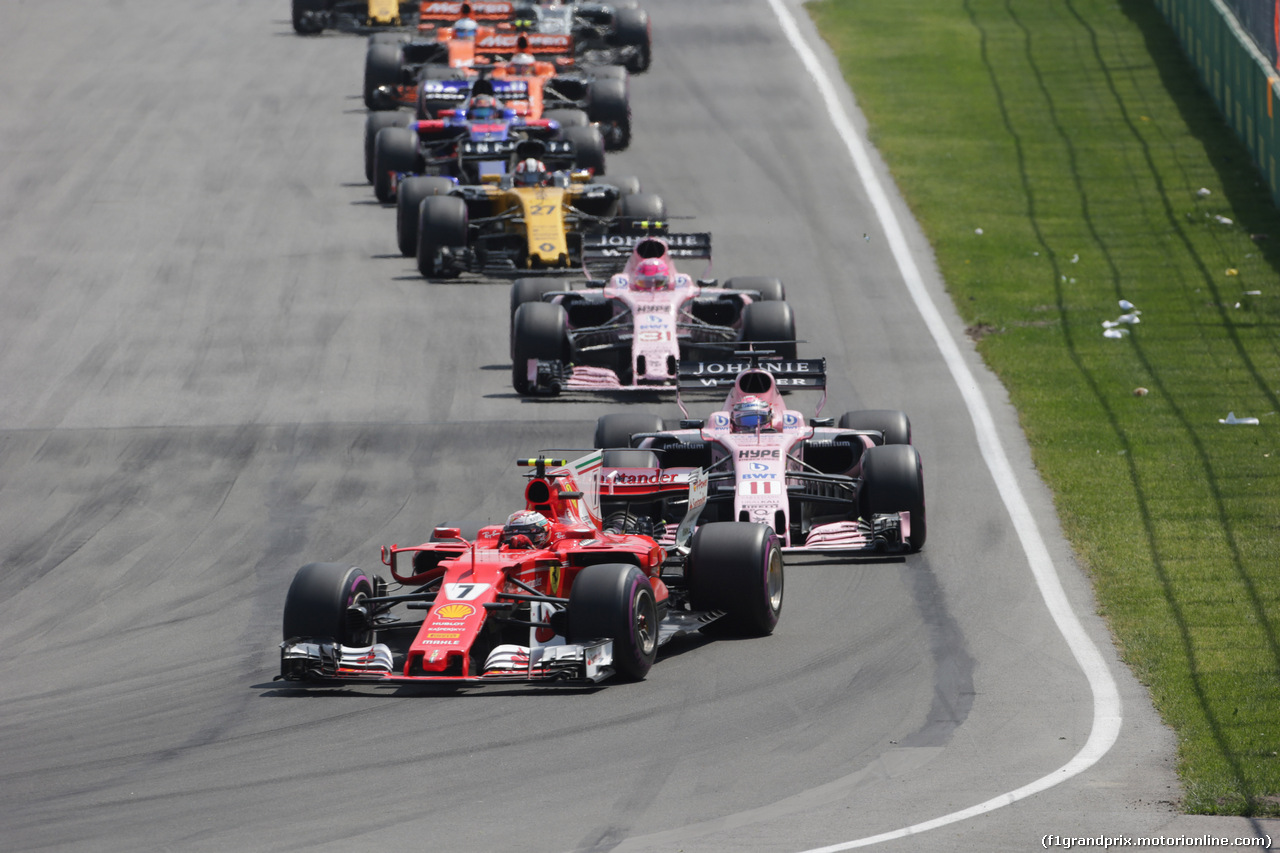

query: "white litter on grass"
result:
(1214, 215), (1234, 225)
(1198, 187), (1212, 197)
(768, 0), (1123, 845)
(1103, 300), (1141, 337)
(1071, 253), (1079, 263)
(1246, 290), (1262, 295)
(1219, 412), (1260, 425)
(974, 227), (983, 235)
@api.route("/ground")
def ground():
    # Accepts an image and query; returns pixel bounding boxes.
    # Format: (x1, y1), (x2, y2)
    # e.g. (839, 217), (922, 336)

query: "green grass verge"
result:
(807, 0), (1280, 815)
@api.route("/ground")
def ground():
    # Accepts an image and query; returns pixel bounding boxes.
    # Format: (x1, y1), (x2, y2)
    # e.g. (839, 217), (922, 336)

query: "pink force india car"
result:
(278, 454), (783, 687)
(590, 355), (926, 554)
(508, 232), (798, 395)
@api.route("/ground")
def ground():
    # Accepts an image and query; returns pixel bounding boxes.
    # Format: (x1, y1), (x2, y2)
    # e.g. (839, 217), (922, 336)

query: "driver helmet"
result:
(514, 158), (549, 187)
(453, 17), (478, 40)
(468, 93), (500, 120)
(501, 510), (551, 549)
(731, 395), (772, 431)
(634, 258), (671, 291)
(508, 52), (536, 75)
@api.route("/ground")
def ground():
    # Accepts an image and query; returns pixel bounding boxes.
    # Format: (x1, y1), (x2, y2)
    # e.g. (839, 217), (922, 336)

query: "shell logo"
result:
(436, 603), (476, 619)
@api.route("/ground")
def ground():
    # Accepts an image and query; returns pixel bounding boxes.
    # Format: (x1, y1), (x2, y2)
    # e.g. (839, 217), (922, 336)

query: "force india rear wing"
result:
(582, 231), (712, 262)
(582, 232), (712, 277)
(677, 358), (827, 390)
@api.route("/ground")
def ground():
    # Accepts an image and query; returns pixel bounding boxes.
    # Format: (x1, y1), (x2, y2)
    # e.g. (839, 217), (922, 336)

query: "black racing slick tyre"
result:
(282, 563), (375, 646)
(509, 278), (564, 320)
(859, 444), (926, 551)
(593, 412), (664, 450)
(599, 174), (640, 197)
(567, 563), (658, 681)
(611, 7), (651, 73)
(740, 301), (797, 359)
(416, 195), (468, 278)
(364, 43), (403, 110)
(509, 278), (565, 357)
(593, 65), (629, 82)
(364, 111), (410, 184)
(511, 302), (568, 395)
(616, 192), (665, 227)
(687, 522), (783, 636)
(292, 0), (325, 34)
(545, 108), (590, 130)
(397, 176), (454, 257)
(724, 276), (785, 302)
(373, 126), (420, 203)
(562, 125), (606, 176)
(587, 78), (631, 150)
(839, 410), (912, 447)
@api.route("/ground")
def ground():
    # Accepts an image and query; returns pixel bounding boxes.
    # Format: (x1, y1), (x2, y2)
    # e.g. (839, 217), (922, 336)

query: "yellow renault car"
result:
(292, 0), (413, 35)
(401, 158), (663, 279)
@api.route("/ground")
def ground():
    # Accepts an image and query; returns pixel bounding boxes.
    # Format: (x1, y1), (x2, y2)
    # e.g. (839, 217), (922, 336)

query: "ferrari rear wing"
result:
(677, 358), (827, 390)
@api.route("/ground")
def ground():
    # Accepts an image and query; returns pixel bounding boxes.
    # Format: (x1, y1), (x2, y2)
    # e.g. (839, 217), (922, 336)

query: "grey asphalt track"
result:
(1, 1), (1272, 851)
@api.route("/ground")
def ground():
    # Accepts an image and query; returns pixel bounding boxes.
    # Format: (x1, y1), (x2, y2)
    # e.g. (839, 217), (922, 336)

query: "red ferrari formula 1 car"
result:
(278, 453), (783, 686)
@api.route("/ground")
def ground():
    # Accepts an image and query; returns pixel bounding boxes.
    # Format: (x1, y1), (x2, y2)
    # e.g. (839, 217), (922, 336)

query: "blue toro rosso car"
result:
(370, 86), (605, 202)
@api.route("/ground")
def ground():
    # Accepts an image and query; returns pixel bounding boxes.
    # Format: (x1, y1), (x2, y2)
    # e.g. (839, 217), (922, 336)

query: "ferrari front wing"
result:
(278, 637), (616, 685)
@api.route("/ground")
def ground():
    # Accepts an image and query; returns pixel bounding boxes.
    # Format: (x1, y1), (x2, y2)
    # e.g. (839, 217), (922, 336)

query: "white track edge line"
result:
(763, 0), (1124, 848)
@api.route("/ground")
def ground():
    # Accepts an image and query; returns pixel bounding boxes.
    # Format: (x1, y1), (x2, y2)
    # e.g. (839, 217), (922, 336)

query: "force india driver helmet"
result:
(501, 510), (551, 548)
(731, 395), (772, 431)
(633, 258), (671, 291)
